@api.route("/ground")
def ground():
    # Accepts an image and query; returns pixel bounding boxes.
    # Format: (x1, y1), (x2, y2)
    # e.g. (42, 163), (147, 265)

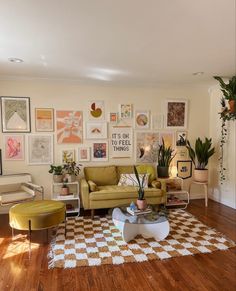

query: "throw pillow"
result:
(151, 180), (162, 189)
(88, 180), (98, 192)
(118, 173), (149, 188)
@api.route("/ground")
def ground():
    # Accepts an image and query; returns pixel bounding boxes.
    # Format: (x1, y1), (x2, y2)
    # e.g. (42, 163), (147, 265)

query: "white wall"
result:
(209, 86), (236, 209)
(0, 79), (210, 212)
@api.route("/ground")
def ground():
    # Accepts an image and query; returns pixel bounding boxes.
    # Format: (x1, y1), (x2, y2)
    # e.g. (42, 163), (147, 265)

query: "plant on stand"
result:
(48, 165), (64, 183)
(63, 160), (82, 182)
(60, 179), (70, 196)
(134, 166), (147, 210)
(214, 76), (236, 182)
(186, 137), (215, 182)
(157, 139), (175, 178)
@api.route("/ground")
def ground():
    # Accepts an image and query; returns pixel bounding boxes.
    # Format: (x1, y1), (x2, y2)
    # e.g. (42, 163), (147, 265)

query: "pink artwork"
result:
(56, 111), (83, 144)
(4, 135), (24, 160)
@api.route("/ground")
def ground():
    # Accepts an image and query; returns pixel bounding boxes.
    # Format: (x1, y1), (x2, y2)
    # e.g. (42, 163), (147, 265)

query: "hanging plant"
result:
(214, 76), (236, 183)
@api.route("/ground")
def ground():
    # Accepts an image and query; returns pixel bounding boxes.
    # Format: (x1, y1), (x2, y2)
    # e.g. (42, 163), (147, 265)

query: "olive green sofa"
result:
(80, 165), (166, 217)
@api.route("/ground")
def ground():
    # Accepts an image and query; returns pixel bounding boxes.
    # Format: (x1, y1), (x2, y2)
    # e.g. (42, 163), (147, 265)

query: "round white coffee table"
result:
(112, 206), (170, 243)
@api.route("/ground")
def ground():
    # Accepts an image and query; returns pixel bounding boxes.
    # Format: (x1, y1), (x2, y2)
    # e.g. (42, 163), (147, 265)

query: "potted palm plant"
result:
(186, 137), (215, 182)
(48, 165), (64, 183)
(157, 139), (175, 178)
(134, 166), (147, 210)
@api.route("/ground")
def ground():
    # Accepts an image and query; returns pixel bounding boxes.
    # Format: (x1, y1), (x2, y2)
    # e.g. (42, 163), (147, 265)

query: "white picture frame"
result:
(91, 141), (108, 162)
(119, 104), (133, 119)
(159, 131), (175, 149)
(165, 99), (188, 129)
(78, 147), (90, 162)
(136, 131), (159, 163)
(135, 110), (150, 129)
(88, 100), (105, 121)
(110, 126), (133, 159)
(27, 134), (54, 165)
(61, 149), (75, 164)
(86, 122), (107, 139)
(152, 114), (164, 130)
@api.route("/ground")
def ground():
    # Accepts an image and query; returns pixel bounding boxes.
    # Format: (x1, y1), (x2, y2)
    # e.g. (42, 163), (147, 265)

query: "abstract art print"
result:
(92, 142), (108, 162)
(35, 108), (54, 132)
(61, 149), (75, 164)
(27, 134), (53, 165)
(165, 100), (188, 129)
(136, 132), (159, 163)
(86, 122), (107, 139)
(78, 147), (90, 162)
(56, 111), (83, 144)
(88, 101), (105, 121)
(135, 110), (150, 129)
(1, 96), (31, 133)
(159, 131), (175, 149)
(4, 135), (24, 160)
(176, 131), (187, 146)
(109, 112), (118, 124)
(119, 104), (133, 119)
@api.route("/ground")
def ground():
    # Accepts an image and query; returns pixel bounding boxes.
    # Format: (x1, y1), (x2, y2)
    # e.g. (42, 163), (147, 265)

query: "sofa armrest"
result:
(157, 179), (166, 192)
(80, 178), (90, 209)
(21, 183), (44, 199)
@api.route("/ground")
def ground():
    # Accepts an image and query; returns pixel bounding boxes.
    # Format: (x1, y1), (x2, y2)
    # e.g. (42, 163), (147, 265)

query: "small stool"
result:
(9, 200), (66, 253)
(189, 181), (208, 207)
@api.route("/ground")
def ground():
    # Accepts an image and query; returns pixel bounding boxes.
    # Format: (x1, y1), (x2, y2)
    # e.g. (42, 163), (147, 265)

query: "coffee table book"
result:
(126, 207), (152, 216)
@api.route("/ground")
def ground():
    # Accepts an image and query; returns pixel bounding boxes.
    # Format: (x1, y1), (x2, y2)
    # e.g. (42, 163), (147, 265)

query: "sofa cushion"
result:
(136, 164), (156, 185)
(84, 166), (118, 186)
(89, 185), (163, 201)
(116, 165), (134, 180)
(151, 180), (161, 189)
(87, 180), (98, 192)
(118, 173), (149, 188)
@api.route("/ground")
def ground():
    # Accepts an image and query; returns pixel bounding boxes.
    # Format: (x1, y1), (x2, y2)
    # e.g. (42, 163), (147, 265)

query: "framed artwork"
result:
(176, 146), (189, 160)
(61, 149), (75, 164)
(4, 135), (24, 160)
(1, 96), (31, 133)
(56, 110), (83, 144)
(176, 131), (187, 146)
(92, 142), (108, 162)
(86, 122), (107, 139)
(35, 108), (54, 132)
(88, 100), (105, 120)
(27, 134), (53, 165)
(152, 114), (164, 130)
(0, 149), (2, 175)
(110, 126), (133, 158)
(165, 99), (188, 129)
(109, 112), (118, 123)
(135, 110), (150, 129)
(136, 132), (159, 163)
(159, 131), (175, 149)
(177, 160), (192, 179)
(119, 104), (133, 119)
(78, 147), (90, 162)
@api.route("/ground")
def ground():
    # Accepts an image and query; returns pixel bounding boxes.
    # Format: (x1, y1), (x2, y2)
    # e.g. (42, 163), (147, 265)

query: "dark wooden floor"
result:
(0, 199), (236, 291)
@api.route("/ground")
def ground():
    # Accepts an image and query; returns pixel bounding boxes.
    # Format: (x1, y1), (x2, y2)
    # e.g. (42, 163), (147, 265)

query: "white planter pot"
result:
(194, 169), (208, 183)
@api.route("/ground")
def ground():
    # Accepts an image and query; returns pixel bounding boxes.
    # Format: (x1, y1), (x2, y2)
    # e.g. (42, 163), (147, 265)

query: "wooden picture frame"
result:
(177, 160), (192, 179)
(1, 96), (31, 133)
(35, 108), (54, 132)
(165, 99), (188, 129)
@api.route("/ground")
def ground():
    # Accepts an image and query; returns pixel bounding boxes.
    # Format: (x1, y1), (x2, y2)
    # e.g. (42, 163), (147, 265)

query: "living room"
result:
(0, 1), (235, 290)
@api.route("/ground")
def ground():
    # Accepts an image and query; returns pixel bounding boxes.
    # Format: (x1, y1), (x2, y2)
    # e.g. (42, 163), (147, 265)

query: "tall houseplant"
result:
(134, 166), (147, 210)
(186, 137), (215, 182)
(157, 139), (175, 178)
(214, 76), (236, 182)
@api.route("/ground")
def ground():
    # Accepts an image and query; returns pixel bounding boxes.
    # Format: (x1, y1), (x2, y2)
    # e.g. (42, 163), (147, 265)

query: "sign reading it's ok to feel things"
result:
(110, 126), (133, 158)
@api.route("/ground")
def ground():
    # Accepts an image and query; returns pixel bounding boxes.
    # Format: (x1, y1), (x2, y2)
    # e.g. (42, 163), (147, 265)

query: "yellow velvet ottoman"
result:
(9, 200), (66, 248)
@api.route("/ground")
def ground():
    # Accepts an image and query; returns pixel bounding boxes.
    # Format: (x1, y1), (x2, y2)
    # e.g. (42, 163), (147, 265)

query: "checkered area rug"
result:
(48, 210), (235, 268)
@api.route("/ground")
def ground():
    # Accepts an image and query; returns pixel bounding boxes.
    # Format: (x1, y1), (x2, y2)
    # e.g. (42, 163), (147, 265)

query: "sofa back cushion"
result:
(116, 165), (134, 180)
(84, 166), (118, 186)
(136, 164), (156, 185)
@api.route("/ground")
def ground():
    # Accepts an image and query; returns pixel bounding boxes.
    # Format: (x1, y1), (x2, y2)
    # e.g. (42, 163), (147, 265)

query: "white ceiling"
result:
(0, 0), (235, 86)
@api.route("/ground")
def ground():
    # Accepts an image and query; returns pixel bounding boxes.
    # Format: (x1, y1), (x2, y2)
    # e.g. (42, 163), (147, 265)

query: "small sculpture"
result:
(130, 201), (137, 211)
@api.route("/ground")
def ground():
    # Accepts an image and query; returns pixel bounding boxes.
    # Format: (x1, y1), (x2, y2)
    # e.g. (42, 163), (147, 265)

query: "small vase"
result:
(136, 199), (147, 210)
(60, 186), (70, 196)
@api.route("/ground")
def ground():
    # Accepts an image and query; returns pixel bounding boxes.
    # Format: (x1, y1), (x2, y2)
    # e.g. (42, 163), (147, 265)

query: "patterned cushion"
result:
(118, 173), (149, 188)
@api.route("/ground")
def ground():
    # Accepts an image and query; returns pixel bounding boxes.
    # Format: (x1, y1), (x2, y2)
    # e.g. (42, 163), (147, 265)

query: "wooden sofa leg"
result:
(91, 209), (95, 220)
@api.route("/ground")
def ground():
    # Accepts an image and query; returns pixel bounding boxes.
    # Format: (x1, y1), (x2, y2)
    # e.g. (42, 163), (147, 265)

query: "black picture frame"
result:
(1, 96), (31, 133)
(177, 160), (192, 179)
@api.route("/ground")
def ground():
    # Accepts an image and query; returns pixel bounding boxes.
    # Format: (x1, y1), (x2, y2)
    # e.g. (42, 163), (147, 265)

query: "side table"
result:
(189, 181), (208, 207)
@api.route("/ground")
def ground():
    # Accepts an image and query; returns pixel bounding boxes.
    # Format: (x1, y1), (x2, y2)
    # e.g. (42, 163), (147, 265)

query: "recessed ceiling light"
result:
(192, 72), (204, 76)
(8, 57), (24, 63)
